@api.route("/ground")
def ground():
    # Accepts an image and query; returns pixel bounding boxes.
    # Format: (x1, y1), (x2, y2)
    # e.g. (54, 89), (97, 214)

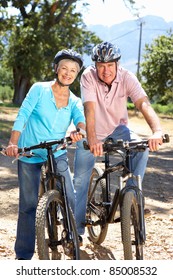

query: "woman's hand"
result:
(6, 143), (19, 157)
(69, 129), (85, 143)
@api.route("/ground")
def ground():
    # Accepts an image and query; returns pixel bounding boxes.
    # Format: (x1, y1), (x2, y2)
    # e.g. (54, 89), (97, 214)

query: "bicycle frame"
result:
(87, 134), (170, 250)
(0, 132), (84, 260)
(88, 146), (146, 243)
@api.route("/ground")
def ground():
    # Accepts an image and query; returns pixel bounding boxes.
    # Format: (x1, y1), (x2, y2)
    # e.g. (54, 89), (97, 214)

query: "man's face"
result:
(96, 61), (117, 85)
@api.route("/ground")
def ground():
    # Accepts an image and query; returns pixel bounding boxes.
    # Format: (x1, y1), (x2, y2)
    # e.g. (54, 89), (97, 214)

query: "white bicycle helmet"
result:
(54, 49), (83, 69)
(91, 41), (121, 62)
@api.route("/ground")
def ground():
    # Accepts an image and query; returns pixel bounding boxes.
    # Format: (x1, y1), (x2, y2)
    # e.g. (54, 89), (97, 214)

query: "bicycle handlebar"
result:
(0, 133), (170, 155)
(20, 137), (73, 153)
(0, 128), (86, 156)
(83, 134), (170, 153)
(0, 136), (73, 156)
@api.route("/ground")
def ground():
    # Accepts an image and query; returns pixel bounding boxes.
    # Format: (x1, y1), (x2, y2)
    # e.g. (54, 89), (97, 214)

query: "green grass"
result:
(152, 103), (173, 116)
(127, 102), (173, 116)
(0, 101), (19, 108)
(0, 103), (18, 141)
(0, 120), (14, 140)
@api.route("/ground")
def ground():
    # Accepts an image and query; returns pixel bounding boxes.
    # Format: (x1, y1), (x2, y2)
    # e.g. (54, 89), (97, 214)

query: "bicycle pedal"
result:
(56, 218), (63, 225)
(114, 217), (121, 223)
(85, 219), (94, 227)
(144, 208), (151, 217)
(102, 202), (112, 206)
(78, 235), (83, 247)
(64, 243), (74, 256)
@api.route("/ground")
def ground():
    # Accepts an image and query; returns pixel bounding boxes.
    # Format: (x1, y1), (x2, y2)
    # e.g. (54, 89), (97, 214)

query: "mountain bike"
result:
(0, 136), (80, 260)
(84, 134), (169, 260)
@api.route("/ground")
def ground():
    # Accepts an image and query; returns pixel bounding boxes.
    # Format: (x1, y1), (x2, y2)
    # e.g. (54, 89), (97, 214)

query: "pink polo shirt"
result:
(80, 65), (147, 140)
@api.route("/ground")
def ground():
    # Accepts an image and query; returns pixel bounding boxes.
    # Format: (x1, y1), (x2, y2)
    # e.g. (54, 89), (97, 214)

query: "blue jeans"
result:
(15, 153), (75, 260)
(73, 125), (149, 235)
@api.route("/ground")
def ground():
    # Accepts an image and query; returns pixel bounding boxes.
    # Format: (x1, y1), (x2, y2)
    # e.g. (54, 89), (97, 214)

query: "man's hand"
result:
(88, 137), (103, 157)
(148, 132), (163, 151)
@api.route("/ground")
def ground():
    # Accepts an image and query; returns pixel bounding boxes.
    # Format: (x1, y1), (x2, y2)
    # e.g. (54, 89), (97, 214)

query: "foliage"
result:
(0, 1), (101, 104)
(0, 85), (13, 102)
(0, 0), (150, 105)
(127, 102), (173, 116)
(0, 66), (13, 88)
(127, 102), (135, 110)
(140, 32), (173, 105)
(152, 103), (173, 116)
(0, 119), (14, 139)
(0, 104), (19, 140)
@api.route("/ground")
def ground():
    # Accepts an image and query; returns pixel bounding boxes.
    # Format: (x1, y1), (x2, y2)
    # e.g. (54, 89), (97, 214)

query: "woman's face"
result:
(56, 59), (79, 86)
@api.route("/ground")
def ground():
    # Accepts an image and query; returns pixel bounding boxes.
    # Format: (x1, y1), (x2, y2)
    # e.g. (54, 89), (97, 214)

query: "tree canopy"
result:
(0, 0), (101, 104)
(140, 31), (173, 105)
(1, 0), (171, 106)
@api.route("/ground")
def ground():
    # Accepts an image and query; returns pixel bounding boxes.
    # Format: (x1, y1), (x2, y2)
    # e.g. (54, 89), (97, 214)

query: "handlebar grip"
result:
(162, 134), (169, 143)
(83, 141), (89, 150)
(77, 127), (86, 138)
(18, 148), (24, 153)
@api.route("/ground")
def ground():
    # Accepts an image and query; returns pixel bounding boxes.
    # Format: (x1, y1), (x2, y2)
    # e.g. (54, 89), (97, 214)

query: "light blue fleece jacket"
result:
(12, 81), (85, 163)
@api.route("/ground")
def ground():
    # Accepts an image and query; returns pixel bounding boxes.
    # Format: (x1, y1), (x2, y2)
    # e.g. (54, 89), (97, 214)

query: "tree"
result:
(0, 0), (100, 104)
(140, 32), (173, 105)
(0, 0), (136, 105)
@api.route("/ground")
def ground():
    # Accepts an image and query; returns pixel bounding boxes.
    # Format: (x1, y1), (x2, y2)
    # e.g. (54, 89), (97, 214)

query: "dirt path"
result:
(0, 111), (173, 260)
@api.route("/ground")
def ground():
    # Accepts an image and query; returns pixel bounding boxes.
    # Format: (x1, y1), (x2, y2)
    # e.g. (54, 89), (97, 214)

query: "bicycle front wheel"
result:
(87, 166), (108, 244)
(36, 190), (80, 260)
(120, 191), (143, 260)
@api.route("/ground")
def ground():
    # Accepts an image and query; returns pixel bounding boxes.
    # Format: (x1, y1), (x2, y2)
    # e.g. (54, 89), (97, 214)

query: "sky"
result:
(77, 0), (173, 27)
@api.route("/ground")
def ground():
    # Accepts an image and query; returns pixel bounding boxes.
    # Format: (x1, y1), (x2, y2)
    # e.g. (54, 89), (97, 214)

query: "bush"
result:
(127, 102), (135, 110)
(127, 102), (173, 116)
(152, 103), (173, 116)
(0, 86), (13, 102)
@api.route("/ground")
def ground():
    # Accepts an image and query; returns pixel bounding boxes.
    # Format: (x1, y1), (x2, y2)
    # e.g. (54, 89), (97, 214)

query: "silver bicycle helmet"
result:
(53, 49), (83, 69)
(91, 42), (121, 62)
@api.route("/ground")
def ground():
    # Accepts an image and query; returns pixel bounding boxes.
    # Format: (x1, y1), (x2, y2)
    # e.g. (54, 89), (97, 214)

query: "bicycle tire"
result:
(120, 191), (143, 260)
(36, 189), (80, 260)
(87, 166), (108, 244)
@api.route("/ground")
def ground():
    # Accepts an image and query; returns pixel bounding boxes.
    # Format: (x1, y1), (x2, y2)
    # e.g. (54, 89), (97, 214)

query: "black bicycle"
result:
(0, 137), (80, 260)
(84, 134), (169, 260)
